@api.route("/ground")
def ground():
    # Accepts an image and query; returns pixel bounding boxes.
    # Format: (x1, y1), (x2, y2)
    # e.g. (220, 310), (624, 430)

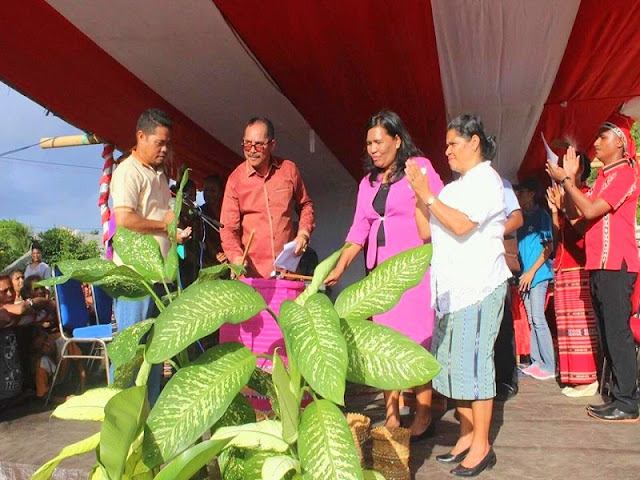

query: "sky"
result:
(0, 82), (201, 236)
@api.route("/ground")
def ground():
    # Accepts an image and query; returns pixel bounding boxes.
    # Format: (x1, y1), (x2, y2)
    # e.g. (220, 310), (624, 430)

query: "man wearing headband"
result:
(547, 112), (639, 423)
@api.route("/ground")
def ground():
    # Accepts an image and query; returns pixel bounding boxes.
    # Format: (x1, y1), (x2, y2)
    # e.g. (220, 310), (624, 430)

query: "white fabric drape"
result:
(431, 0), (580, 181)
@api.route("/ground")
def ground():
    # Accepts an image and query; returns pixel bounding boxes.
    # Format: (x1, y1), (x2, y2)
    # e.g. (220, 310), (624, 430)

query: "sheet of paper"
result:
(541, 132), (558, 165)
(274, 240), (302, 272)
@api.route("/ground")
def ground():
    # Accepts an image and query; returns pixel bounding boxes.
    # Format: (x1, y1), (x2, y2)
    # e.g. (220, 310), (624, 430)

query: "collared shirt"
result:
(430, 161), (511, 316)
(585, 158), (640, 272)
(220, 157), (314, 278)
(110, 153), (172, 260)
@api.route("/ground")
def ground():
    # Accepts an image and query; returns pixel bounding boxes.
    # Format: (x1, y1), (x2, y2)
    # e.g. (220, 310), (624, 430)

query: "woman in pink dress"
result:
(325, 110), (444, 440)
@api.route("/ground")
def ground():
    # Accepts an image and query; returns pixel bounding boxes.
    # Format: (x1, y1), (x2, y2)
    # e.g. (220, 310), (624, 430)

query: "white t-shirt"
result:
(25, 262), (51, 280)
(430, 161), (511, 316)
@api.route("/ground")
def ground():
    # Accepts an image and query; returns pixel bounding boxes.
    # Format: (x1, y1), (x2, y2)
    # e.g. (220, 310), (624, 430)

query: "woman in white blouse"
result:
(406, 114), (511, 477)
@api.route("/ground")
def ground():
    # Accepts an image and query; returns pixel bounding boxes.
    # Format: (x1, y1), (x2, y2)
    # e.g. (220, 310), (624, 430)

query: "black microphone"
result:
(182, 193), (224, 229)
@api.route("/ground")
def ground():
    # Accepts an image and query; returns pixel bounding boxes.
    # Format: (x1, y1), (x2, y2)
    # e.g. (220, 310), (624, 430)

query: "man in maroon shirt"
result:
(220, 117), (315, 278)
(548, 113), (640, 422)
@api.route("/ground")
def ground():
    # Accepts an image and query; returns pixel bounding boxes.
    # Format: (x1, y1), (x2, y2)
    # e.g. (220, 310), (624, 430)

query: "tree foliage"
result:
(38, 227), (101, 265)
(0, 219), (33, 270)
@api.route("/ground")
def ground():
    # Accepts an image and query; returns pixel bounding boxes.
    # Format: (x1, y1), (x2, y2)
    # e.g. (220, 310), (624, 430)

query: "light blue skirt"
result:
(431, 282), (507, 400)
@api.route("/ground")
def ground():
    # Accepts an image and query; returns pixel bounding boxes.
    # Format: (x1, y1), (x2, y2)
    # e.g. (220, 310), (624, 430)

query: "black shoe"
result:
(586, 401), (614, 414)
(410, 421), (436, 444)
(450, 448), (497, 477)
(436, 447), (470, 464)
(586, 404), (640, 423)
(495, 383), (518, 402)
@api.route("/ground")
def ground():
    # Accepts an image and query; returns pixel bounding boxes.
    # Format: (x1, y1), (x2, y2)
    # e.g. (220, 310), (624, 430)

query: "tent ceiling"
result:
(2, 0), (640, 184)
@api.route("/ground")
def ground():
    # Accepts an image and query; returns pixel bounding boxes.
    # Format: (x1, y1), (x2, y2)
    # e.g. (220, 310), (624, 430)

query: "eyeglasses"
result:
(241, 140), (272, 152)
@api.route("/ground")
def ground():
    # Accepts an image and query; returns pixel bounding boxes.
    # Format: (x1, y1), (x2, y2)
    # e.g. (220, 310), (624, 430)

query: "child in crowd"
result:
(515, 178), (556, 380)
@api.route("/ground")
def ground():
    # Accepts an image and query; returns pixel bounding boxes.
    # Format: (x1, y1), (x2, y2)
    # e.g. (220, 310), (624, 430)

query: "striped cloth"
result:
(554, 268), (598, 385)
(431, 282), (507, 400)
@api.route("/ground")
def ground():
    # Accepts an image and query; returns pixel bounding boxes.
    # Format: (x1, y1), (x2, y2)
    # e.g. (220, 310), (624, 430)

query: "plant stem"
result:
(161, 278), (173, 304)
(143, 282), (165, 313)
(135, 360), (152, 386)
(266, 308), (279, 322)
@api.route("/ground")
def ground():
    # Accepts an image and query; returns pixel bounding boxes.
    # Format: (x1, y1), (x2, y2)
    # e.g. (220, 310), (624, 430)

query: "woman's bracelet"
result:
(561, 176), (571, 185)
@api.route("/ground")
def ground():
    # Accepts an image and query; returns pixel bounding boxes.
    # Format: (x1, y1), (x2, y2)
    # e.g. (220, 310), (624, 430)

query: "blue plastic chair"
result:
(46, 266), (112, 405)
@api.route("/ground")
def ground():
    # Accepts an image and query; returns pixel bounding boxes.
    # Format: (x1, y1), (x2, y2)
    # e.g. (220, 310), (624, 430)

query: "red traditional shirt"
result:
(220, 157), (315, 278)
(584, 158), (640, 272)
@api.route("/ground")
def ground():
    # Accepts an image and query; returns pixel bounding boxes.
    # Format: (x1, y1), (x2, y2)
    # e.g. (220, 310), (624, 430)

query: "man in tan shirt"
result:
(110, 108), (190, 403)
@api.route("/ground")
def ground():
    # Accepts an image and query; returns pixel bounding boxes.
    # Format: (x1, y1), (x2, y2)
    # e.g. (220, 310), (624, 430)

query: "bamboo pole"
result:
(39, 134), (103, 149)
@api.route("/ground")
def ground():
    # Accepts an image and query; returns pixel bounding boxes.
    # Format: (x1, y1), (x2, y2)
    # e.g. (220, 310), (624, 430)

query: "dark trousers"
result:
(495, 281), (518, 387)
(590, 265), (639, 413)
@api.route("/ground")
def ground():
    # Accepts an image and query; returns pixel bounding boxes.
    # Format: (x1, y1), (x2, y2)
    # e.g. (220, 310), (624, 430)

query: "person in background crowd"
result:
(547, 112), (640, 423)
(515, 178), (556, 381)
(546, 153), (599, 397)
(201, 173), (227, 268)
(9, 270), (25, 303)
(325, 110), (444, 443)
(24, 244), (51, 280)
(494, 178), (524, 401)
(410, 114), (510, 476)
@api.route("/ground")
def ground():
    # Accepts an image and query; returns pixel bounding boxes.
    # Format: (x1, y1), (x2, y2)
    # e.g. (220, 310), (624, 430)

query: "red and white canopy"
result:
(2, 0), (640, 261)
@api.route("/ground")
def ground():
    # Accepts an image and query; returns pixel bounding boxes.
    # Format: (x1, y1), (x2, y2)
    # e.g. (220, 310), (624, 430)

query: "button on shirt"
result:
(110, 153), (172, 261)
(220, 157), (314, 278)
(585, 159), (640, 272)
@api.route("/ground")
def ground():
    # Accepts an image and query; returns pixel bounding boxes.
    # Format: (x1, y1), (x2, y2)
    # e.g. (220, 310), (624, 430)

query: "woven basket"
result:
(371, 426), (411, 480)
(346, 413), (371, 466)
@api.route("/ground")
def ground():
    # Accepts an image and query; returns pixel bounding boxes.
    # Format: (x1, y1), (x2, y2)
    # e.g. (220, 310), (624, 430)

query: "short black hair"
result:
(447, 114), (497, 161)
(136, 108), (173, 135)
(246, 117), (275, 141)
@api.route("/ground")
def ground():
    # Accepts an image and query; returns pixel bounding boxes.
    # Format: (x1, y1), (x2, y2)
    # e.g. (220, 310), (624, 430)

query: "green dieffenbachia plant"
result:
(33, 170), (440, 480)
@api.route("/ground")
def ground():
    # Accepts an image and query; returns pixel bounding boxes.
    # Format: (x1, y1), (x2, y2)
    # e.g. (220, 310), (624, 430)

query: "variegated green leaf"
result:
(197, 263), (245, 281)
(107, 319), (154, 368)
(52, 387), (121, 422)
(247, 367), (279, 414)
(146, 280), (266, 363)
(153, 437), (230, 480)
(334, 245), (432, 321)
(163, 170), (190, 282)
(93, 265), (150, 300)
(113, 226), (165, 282)
(38, 258), (117, 287)
(341, 317), (440, 389)
(99, 386), (149, 480)
(295, 244), (349, 306)
(279, 294), (347, 405)
(218, 447), (245, 480)
(298, 400), (363, 480)
(143, 343), (256, 468)
(212, 393), (256, 432)
(262, 456), (300, 480)
(31, 433), (100, 480)
(112, 346), (145, 389)
(211, 420), (288, 452)
(271, 350), (299, 444)
(244, 451), (271, 479)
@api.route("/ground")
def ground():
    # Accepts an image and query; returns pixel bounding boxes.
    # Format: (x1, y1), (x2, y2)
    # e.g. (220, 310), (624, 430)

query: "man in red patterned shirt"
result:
(548, 113), (640, 423)
(221, 117), (315, 278)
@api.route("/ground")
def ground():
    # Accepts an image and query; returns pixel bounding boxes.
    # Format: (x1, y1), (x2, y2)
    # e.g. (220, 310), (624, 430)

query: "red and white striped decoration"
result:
(98, 143), (115, 251)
